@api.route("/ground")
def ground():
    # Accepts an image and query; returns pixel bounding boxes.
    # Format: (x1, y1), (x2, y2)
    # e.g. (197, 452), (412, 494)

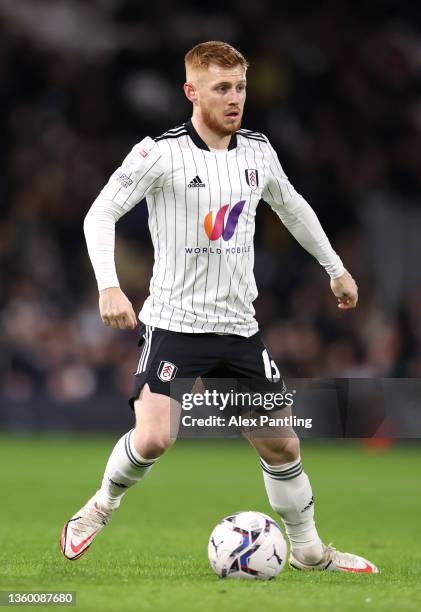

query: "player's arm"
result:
(263, 142), (357, 309)
(84, 138), (165, 329)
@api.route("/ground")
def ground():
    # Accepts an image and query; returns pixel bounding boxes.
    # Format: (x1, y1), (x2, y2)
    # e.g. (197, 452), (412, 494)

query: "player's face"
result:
(196, 64), (246, 136)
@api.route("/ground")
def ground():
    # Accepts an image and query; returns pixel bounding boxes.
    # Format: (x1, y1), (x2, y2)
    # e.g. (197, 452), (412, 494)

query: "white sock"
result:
(261, 456), (324, 564)
(95, 429), (158, 510)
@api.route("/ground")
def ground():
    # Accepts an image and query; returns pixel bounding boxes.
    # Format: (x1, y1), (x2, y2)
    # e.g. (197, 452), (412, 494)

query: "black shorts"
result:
(128, 324), (286, 411)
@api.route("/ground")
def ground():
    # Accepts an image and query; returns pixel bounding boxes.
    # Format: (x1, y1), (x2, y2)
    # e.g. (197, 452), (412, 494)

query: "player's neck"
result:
(190, 116), (231, 150)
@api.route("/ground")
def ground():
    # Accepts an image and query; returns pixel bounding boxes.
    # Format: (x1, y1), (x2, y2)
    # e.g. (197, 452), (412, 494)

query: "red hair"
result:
(185, 41), (249, 75)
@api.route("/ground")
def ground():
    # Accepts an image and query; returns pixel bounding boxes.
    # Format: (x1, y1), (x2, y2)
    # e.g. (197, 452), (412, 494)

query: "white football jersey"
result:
(84, 120), (344, 336)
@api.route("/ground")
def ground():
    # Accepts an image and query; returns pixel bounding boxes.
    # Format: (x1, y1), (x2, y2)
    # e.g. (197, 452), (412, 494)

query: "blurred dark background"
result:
(1, 0), (421, 431)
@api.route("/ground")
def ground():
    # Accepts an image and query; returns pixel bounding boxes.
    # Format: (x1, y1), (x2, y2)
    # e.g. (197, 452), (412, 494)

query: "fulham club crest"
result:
(245, 169), (259, 191)
(158, 361), (178, 382)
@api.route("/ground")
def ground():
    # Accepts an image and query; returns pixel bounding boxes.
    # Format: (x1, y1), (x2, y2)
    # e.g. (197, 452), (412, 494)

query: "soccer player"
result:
(60, 41), (378, 573)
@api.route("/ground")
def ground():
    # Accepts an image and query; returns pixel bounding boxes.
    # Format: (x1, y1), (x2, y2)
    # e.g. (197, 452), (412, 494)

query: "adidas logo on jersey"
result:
(188, 175), (206, 188)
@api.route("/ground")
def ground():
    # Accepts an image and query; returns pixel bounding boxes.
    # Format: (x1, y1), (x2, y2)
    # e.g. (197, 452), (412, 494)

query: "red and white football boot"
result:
(60, 495), (115, 560)
(290, 543), (379, 573)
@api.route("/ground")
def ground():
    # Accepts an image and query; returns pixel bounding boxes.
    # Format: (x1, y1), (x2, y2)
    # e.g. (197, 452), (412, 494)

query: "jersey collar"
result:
(185, 119), (237, 151)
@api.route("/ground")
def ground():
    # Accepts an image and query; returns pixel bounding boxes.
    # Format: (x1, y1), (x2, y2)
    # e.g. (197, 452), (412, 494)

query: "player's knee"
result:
(260, 436), (300, 465)
(279, 436), (301, 463)
(134, 432), (173, 459)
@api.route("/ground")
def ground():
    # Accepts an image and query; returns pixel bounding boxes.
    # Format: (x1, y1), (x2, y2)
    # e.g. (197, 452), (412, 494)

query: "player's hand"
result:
(330, 269), (358, 310)
(99, 287), (138, 329)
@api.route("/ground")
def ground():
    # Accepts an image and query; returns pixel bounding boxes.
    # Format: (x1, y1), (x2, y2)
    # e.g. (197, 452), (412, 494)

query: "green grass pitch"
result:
(0, 434), (420, 611)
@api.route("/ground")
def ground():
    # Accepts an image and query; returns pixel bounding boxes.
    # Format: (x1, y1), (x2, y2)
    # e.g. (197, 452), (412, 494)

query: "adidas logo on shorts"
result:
(188, 175), (206, 188)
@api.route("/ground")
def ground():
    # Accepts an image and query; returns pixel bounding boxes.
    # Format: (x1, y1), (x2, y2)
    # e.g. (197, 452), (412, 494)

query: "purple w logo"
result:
(204, 200), (245, 241)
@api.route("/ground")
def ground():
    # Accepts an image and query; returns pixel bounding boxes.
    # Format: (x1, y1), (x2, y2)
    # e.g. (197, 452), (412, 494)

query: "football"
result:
(208, 511), (287, 579)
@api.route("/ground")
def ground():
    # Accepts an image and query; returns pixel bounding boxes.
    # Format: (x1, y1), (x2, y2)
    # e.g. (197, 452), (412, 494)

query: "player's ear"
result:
(184, 82), (198, 104)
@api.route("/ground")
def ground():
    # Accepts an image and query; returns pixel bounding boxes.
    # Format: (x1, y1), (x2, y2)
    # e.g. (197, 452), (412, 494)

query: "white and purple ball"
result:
(208, 511), (287, 579)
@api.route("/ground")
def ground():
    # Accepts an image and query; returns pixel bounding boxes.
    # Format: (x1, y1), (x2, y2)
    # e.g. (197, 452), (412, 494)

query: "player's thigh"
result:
(223, 331), (297, 461)
(133, 383), (181, 451)
(242, 406), (300, 464)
